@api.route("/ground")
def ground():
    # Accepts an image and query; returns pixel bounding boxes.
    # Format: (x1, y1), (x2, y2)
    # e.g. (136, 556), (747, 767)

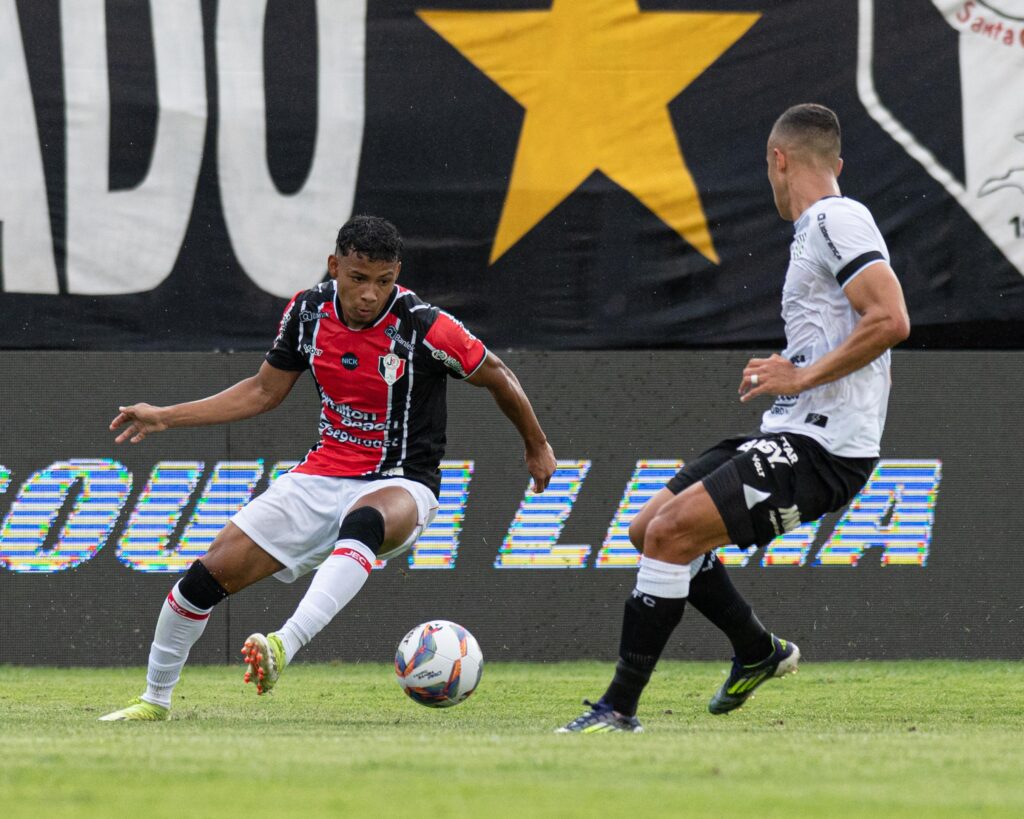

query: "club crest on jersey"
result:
(378, 353), (406, 385)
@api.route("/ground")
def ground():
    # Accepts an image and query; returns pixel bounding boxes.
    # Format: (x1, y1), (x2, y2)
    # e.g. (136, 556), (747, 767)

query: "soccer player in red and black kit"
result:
(100, 215), (556, 721)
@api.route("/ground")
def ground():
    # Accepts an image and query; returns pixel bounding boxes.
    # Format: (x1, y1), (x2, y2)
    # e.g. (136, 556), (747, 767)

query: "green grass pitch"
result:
(2, 661), (1022, 818)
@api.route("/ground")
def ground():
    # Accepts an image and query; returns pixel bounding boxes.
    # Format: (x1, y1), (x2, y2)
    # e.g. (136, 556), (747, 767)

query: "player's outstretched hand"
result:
(526, 441), (557, 493)
(110, 403), (168, 444)
(739, 353), (807, 402)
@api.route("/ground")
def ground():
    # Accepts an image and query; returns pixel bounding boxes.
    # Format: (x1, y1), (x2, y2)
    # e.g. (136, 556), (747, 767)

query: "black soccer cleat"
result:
(556, 699), (644, 733)
(708, 635), (800, 715)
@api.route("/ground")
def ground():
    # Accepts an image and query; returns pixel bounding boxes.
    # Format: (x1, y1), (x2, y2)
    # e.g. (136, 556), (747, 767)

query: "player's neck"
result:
(787, 175), (841, 221)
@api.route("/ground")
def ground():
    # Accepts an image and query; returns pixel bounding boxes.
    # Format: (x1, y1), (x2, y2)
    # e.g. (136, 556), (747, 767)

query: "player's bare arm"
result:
(110, 361), (302, 443)
(466, 351), (556, 492)
(739, 261), (910, 402)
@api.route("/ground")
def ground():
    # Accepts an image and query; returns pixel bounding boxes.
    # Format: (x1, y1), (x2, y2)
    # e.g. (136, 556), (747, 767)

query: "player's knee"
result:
(178, 559), (230, 609)
(644, 510), (702, 563)
(339, 506), (386, 555)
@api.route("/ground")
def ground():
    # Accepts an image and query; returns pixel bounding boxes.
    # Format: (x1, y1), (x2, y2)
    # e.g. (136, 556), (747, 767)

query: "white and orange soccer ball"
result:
(394, 620), (483, 708)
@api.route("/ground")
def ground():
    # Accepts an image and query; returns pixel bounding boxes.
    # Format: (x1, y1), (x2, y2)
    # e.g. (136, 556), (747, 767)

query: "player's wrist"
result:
(524, 435), (549, 452)
(153, 405), (174, 430)
(793, 366), (817, 393)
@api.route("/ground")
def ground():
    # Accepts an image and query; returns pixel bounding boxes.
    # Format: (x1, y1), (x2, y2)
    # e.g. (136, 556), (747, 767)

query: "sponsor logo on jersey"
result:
(738, 437), (799, 468)
(805, 412), (829, 428)
(431, 348), (467, 376)
(385, 325), (416, 353)
(299, 310), (329, 322)
(378, 352), (407, 385)
(381, 466), (405, 477)
(768, 394), (797, 415)
(751, 453), (765, 478)
(274, 305), (293, 344)
(320, 422), (398, 449)
(301, 343), (323, 357)
(816, 213), (842, 260)
(342, 352), (359, 370)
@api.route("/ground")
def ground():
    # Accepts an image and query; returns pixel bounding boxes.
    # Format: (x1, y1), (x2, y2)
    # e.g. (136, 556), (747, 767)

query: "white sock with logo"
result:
(142, 581), (213, 708)
(275, 540), (376, 662)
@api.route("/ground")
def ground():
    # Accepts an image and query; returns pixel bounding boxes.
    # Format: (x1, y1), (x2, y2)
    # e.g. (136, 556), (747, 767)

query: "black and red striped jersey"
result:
(266, 282), (487, 496)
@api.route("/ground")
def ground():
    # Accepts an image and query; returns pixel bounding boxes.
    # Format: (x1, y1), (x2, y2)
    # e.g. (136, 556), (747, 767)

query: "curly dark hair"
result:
(335, 215), (404, 261)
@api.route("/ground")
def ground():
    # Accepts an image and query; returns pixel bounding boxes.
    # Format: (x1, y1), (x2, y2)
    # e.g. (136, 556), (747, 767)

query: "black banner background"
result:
(1, 0), (1023, 350)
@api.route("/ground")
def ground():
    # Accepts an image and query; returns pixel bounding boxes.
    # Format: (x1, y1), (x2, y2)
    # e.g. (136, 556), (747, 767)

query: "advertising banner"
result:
(0, 351), (1016, 664)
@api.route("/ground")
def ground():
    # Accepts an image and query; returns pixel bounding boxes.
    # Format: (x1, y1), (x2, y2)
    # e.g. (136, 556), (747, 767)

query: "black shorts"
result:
(666, 432), (876, 549)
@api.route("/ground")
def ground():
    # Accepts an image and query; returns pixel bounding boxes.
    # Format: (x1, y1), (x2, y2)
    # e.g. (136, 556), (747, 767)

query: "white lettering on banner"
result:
(216, 0), (366, 298)
(62, 0), (207, 294)
(0, 0), (58, 293)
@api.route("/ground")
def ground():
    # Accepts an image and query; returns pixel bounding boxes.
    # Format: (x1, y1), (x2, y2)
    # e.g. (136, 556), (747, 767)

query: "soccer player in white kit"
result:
(560, 104), (911, 732)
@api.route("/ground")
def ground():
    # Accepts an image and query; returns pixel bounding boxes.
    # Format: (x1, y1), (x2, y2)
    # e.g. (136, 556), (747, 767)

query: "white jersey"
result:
(760, 196), (892, 457)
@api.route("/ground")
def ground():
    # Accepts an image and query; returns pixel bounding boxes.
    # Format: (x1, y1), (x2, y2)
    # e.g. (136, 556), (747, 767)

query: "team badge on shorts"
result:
(378, 353), (407, 385)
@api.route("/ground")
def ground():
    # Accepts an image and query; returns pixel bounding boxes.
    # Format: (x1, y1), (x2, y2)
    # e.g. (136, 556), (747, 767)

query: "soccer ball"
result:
(394, 620), (483, 708)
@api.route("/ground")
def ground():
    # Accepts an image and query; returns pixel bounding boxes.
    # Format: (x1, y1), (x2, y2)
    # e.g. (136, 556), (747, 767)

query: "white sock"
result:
(141, 581), (213, 708)
(635, 554), (705, 599)
(275, 539), (375, 662)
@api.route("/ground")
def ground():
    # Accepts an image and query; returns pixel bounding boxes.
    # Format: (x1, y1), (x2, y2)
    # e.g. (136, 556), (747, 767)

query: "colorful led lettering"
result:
(0, 455), (946, 574)
(494, 460), (591, 568)
(174, 461), (265, 570)
(268, 461), (299, 482)
(761, 520), (824, 567)
(715, 543), (754, 567)
(407, 460), (474, 569)
(0, 459), (132, 573)
(116, 461), (205, 572)
(595, 460), (682, 568)
(814, 460), (942, 567)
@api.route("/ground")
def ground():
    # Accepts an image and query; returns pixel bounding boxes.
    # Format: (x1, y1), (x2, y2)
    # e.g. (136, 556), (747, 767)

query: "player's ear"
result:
(835, 156), (844, 177)
(394, 261), (402, 281)
(327, 255), (339, 280)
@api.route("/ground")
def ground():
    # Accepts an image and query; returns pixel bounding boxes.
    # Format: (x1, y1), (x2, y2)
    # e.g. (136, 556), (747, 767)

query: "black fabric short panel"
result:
(667, 433), (876, 549)
(703, 460), (756, 547)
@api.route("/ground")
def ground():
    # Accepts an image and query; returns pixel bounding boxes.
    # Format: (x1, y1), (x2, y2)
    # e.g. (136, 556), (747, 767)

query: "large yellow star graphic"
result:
(418, 0), (760, 264)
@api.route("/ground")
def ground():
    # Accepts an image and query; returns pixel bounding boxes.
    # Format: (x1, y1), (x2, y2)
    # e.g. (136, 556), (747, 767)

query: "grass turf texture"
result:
(1, 661), (1021, 818)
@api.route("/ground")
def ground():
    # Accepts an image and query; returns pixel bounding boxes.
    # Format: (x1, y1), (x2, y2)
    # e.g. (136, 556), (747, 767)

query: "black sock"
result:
(687, 554), (773, 664)
(602, 590), (686, 716)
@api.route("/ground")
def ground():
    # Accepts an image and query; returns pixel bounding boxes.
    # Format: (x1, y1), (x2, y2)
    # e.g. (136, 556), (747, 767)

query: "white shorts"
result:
(231, 473), (439, 583)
